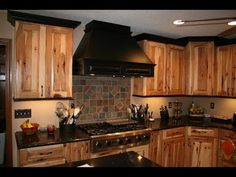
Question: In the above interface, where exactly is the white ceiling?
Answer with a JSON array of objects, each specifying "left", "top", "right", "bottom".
[{"left": 15, "top": 10, "right": 236, "bottom": 39}]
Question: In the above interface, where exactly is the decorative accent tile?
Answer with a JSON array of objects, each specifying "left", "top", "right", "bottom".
[{"left": 71, "top": 76, "right": 130, "bottom": 122}]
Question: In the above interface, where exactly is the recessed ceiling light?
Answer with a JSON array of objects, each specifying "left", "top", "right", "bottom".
[
  {"left": 173, "top": 20, "right": 185, "bottom": 25},
  {"left": 228, "top": 20, "right": 236, "bottom": 26}
]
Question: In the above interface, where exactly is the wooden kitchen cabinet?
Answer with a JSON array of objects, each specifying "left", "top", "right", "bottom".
[
  {"left": 18, "top": 144, "right": 66, "bottom": 167},
  {"left": 186, "top": 42, "right": 214, "bottom": 95},
  {"left": 218, "top": 129, "right": 236, "bottom": 167},
  {"left": 65, "top": 140, "right": 90, "bottom": 163},
  {"left": 166, "top": 44, "right": 185, "bottom": 95},
  {"left": 15, "top": 21, "right": 45, "bottom": 98},
  {"left": 133, "top": 40, "right": 166, "bottom": 96},
  {"left": 215, "top": 44, "right": 236, "bottom": 97},
  {"left": 15, "top": 21, "right": 72, "bottom": 99},
  {"left": 161, "top": 127, "right": 185, "bottom": 167},
  {"left": 133, "top": 40, "right": 185, "bottom": 96},
  {"left": 185, "top": 127, "right": 218, "bottom": 167},
  {"left": 149, "top": 131, "right": 162, "bottom": 165}
]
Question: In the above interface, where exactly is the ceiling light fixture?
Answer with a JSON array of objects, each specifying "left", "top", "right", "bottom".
[
  {"left": 228, "top": 20, "right": 236, "bottom": 26},
  {"left": 173, "top": 20, "right": 185, "bottom": 25},
  {"left": 173, "top": 17, "right": 236, "bottom": 27}
]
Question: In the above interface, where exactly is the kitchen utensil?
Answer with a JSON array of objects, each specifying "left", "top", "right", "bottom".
[{"left": 72, "top": 104, "right": 85, "bottom": 124}]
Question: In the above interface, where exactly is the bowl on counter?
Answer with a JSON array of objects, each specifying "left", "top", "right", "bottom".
[{"left": 20, "top": 123, "right": 39, "bottom": 135}]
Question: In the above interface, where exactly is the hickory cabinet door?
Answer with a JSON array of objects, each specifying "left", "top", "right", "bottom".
[
  {"left": 186, "top": 137, "right": 217, "bottom": 167},
  {"left": 231, "top": 45, "right": 236, "bottom": 97},
  {"left": 45, "top": 26, "right": 73, "bottom": 98},
  {"left": 166, "top": 44, "right": 185, "bottom": 95},
  {"left": 215, "top": 45, "right": 233, "bottom": 96},
  {"left": 133, "top": 40, "right": 166, "bottom": 96},
  {"left": 15, "top": 21, "right": 46, "bottom": 98},
  {"left": 186, "top": 42, "right": 214, "bottom": 95}
]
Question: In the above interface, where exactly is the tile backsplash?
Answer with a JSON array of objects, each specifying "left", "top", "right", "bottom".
[{"left": 71, "top": 76, "right": 131, "bottom": 123}]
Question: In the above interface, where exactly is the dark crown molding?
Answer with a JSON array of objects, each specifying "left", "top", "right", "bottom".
[
  {"left": 133, "top": 33, "right": 236, "bottom": 46},
  {"left": 7, "top": 10, "right": 81, "bottom": 29}
]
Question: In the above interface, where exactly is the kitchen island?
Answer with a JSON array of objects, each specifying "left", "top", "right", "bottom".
[{"left": 54, "top": 151, "right": 160, "bottom": 167}]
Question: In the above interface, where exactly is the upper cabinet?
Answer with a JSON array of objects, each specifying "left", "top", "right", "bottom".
[
  {"left": 15, "top": 22, "right": 45, "bottom": 98},
  {"left": 133, "top": 40, "right": 185, "bottom": 96},
  {"left": 186, "top": 42, "right": 214, "bottom": 96},
  {"left": 8, "top": 10, "right": 81, "bottom": 100},
  {"left": 215, "top": 44, "right": 236, "bottom": 97},
  {"left": 45, "top": 26, "right": 72, "bottom": 98},
  {"left": 15, "top": 21, "right": 73, "bottom": 99},
  {"left": 166, "top": 44, "right": 185, "bottom": 95}
]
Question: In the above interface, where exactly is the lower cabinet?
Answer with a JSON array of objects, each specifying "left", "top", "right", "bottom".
[
  {"left": 65, "top": 140, "right": 90, "bottom": 163},
  {"left": 18, "top": 140, "right": 90, "bottom": 167},
  {"left": 161, "top": 127, "right": 185, "bottom": 167},
  {"left": 185, "top": 127, "right": 218, "bottom": 167},
  {"left": 218, "top": 129, "right": 236, "bottom": 167},
  {"left": 149, "top": 127, "right": 185, "bottom": 167},
  {"left": 149, "top": 131, "right": 162, "bottom": 165},
  {"left": 18, "top": 144, "right": 66, "bottom": 167}
]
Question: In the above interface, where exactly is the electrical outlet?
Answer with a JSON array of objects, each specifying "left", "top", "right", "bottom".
[
  {"left": 168, "top": 102, "right": 172, "bottom": 108},
  {"left": 15, "top": 109, "right": 31, "bottom": 119},
  {"left": 210, "top": 102, "right": 214, "bottom": 109}
]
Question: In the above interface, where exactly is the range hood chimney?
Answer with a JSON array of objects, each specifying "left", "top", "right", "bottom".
[{"left": 73, "top": 20, "right": 155, "bottom": 77}]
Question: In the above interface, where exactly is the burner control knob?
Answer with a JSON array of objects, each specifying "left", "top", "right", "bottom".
[
  {"left": 105, "top": 140, "right": 111, "bottom": 146},
  {"left": 124, "top": 137, "right": 131, "bottom": 144},
  {"left": 135, "top": 135, "right": 142, "bottom": 142},
  {"left": 95, "top": 141, "right": 102, "bottom": 148},
  {"left": 116, "top": 138, "right": 123, "bottom": 145},
  {"left": 142, "top": 134, "right": 149, "bottom": 141}
]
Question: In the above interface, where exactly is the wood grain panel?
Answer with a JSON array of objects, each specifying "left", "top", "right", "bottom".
[
  {"left": 15, "top": 21, "right": 45, "bottom": 98},
  {"left": 186, "top": 42, "right": 214, "bottom": 95},
  {"left": 166, "top": 45, "right": 185, "bottom": 95},
  {"left": 45, "top": 26, "right": 72, "bottom": 98},
  {"left": 161, "top": 137, "right": 185, "bottom": 167},
  {"left": 149, "top": 131, "right": 162, "bottom": 164},
  {"left": 65, "top": 141, "right": 90, "bottom": 163},
  {"left": 216, "top": 45, "right": 232, "bottom": 96},
  {"left": 18, "top": 144, "right": 66, "bottom": 167},
  {"left": 231, "top": 45, "right": 236, "bottom": 96}
]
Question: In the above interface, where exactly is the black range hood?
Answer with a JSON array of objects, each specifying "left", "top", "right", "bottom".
[{"left": 73, "top": 20, "right": 155, "bottom": 77}]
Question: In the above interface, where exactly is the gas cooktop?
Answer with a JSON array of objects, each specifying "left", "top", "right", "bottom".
[{"left": 78, "top": 122, "right": 149, "bottom": 136}]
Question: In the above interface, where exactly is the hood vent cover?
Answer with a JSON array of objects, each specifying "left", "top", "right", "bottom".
[{"left": 73, "top": 20, "right": 155, "bottom": 77}]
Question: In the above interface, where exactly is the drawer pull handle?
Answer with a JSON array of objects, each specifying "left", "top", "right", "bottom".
[
  {"left": 40, "top": 152, "right": 53, "bottom": 155},
  {"left": 192, "top": 130, "right": 208, "bottom": 134}
]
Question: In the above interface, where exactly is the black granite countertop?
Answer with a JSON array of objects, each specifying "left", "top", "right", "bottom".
[
  {"left": 15, "top": 127, "right": 91, "bottom": 149},
  {"left": 54, "top": 151, "right": 160, "bottom": 167},
  {"left": 145, "top": 115, "right": 236, "bottom": 131},
  {"left": 15, "top": 115, "right": 236, "bottom": 149}
]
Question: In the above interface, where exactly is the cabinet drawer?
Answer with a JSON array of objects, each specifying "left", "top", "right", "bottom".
[
  {"left": 187, "top": 127, "right": 218, "bottom": 138},
  {"left": 19, "top": 144, "right": 66, "bottom": 167},
  {"left": 162, "top": 127, "right": 185, "bottom": 139},
  {"left": 219, "top": 129, "right": 236, "bottom": 139}
]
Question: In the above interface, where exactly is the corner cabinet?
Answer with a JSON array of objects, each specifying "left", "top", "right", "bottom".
[
  {"left": 218, "top": 129, "right": 236, "bottom": 167},
  {"left": 15, "top": 21, "right": 72, "bottom": 99},
  {"left": 186, "top": 42, "right": 214, "bottom": 95},
  {"left": 185, "top": 127, "right": 218, "bottom": 167},
  {"left": 133, "top": 40, "right": 185, "bottom": 96}
]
